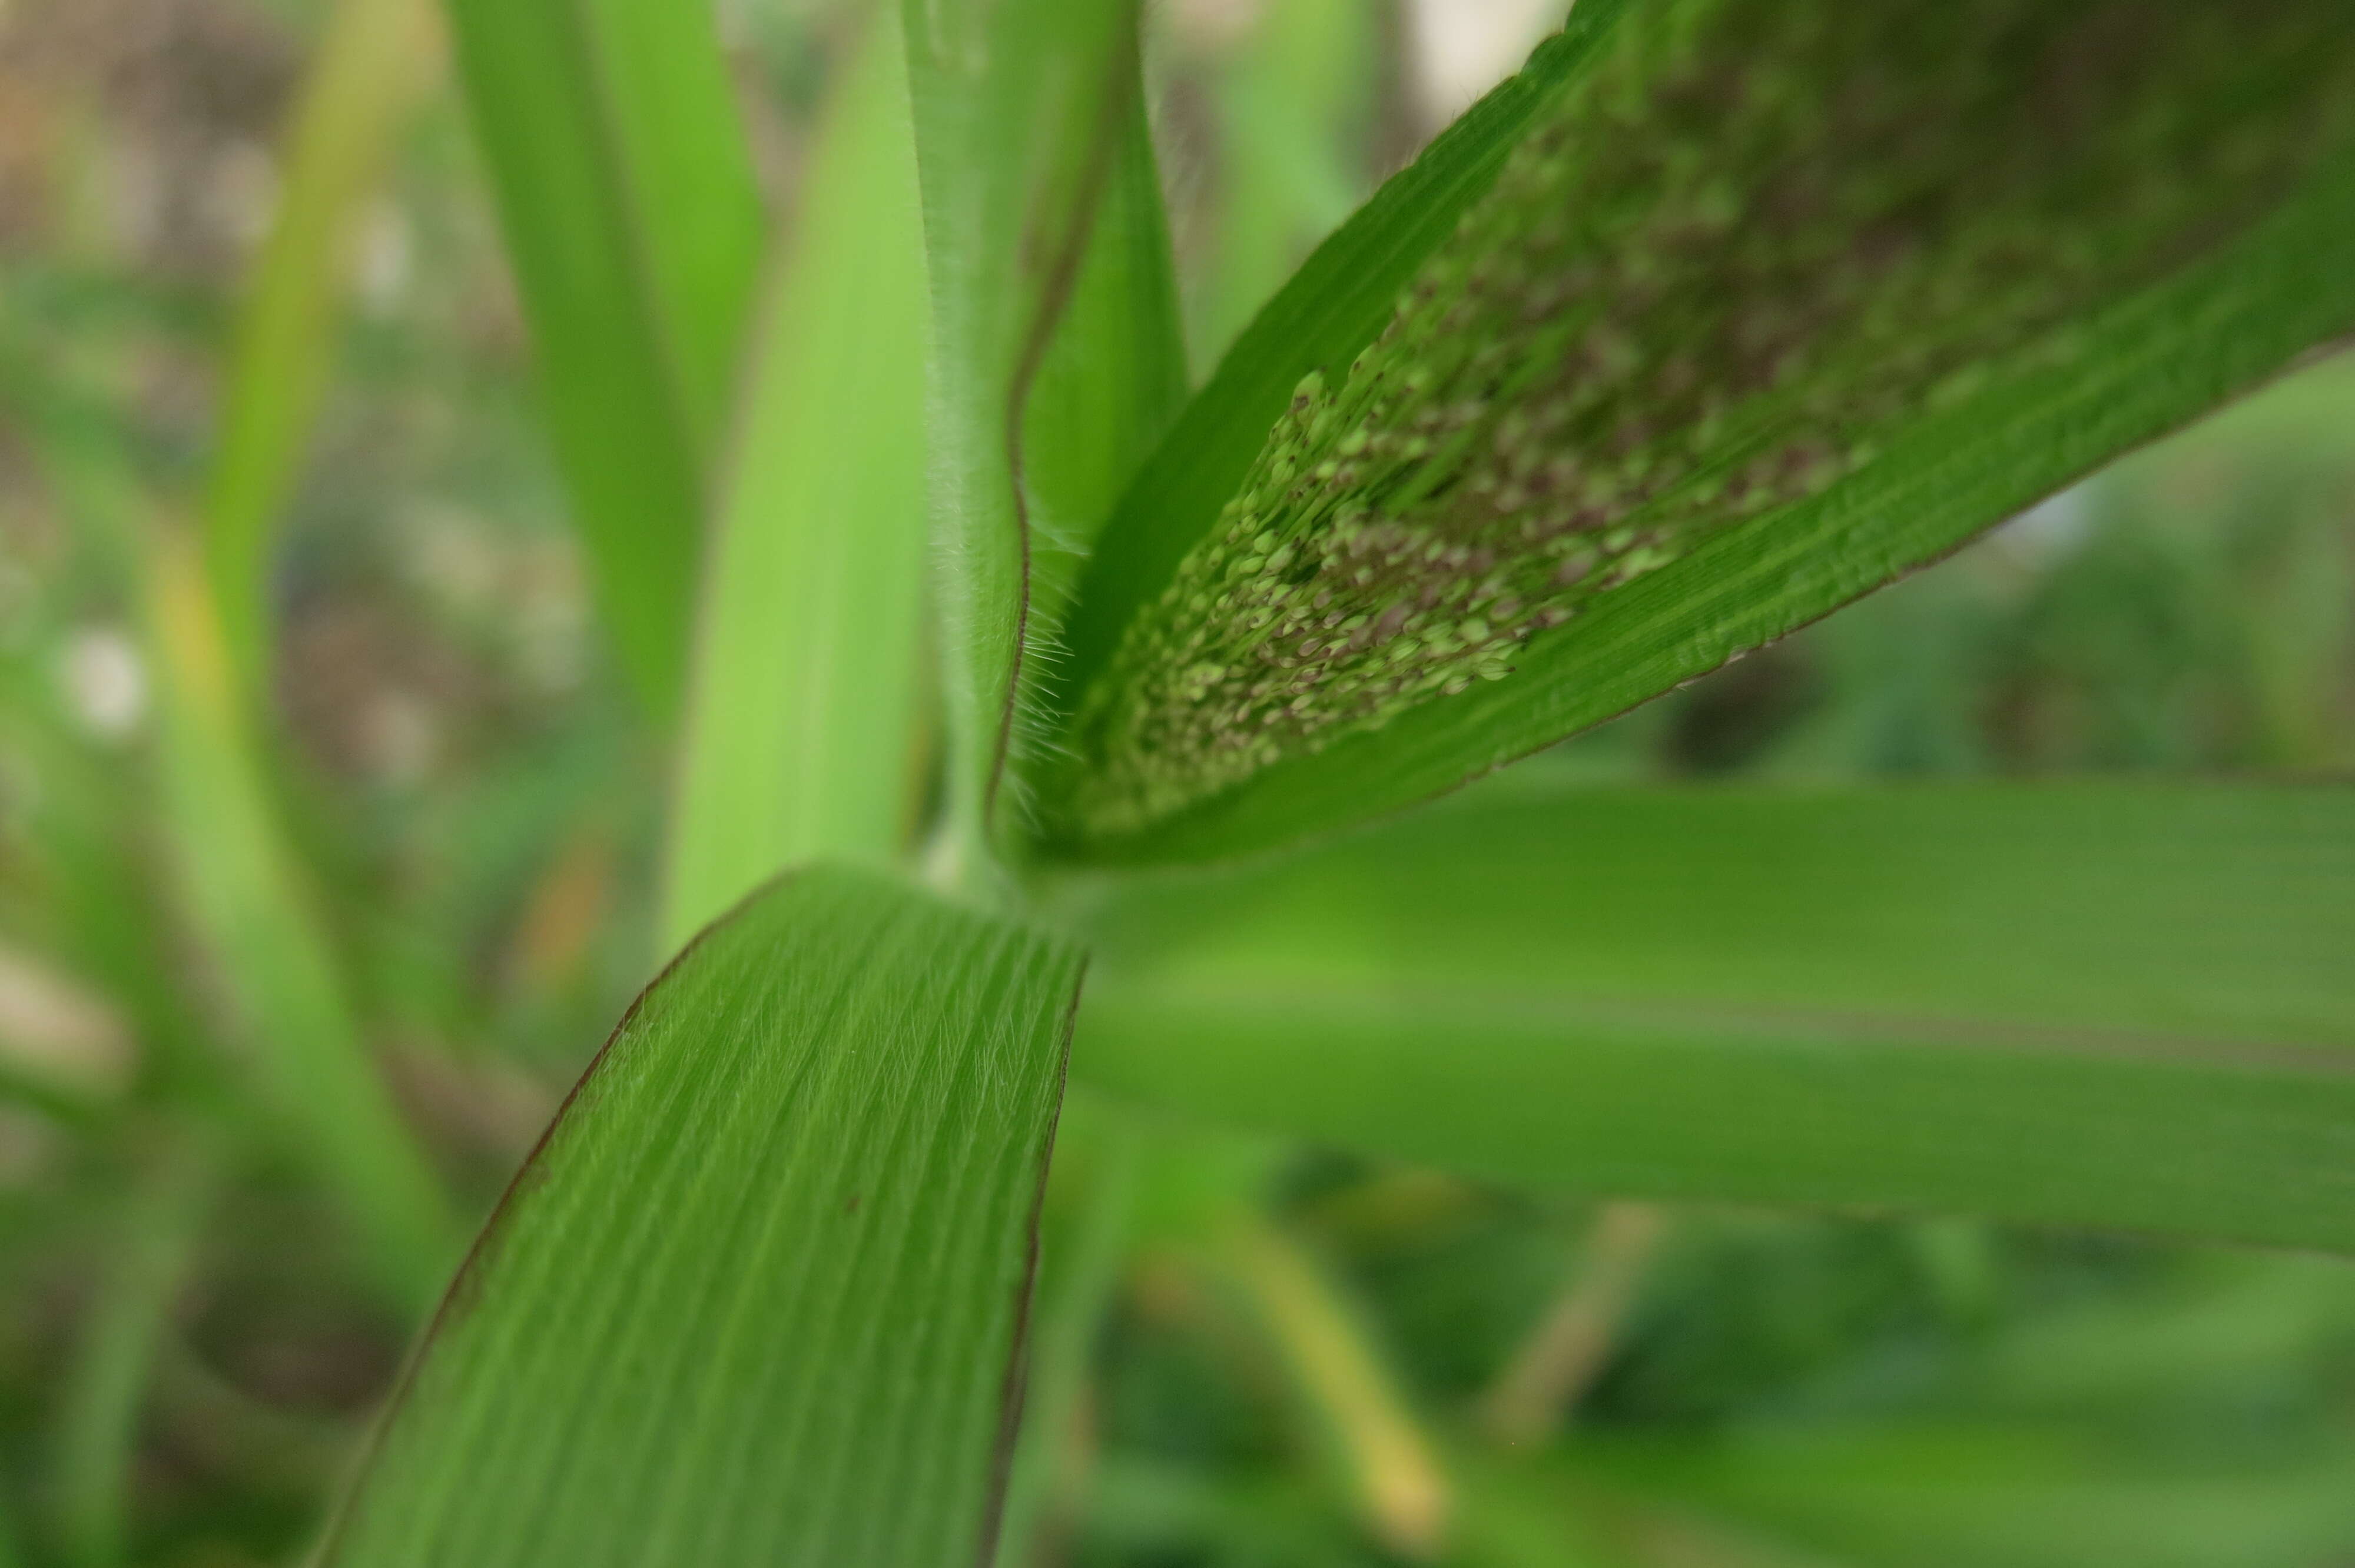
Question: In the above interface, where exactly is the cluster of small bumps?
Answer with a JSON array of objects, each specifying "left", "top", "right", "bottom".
[{"left": 1061, "top": 0, "right": 2352, "bottom": 839}]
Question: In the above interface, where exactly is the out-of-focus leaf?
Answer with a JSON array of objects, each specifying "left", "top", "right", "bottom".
[
  {"left": 1071, "top": 780, "right": 2355, "bottom": 1250},
  {"left": 54, "top": 1137, "right": 214, "bottom": 1568},
  {"left": 1079, "top": 1458, "right": 1385, "bottom": 1568},
  {"left": 1450, "top": 1453, "right": 1645, "bottom": 1568},
  {"left": 660, "top": 15, "right": 930, "bottom": 950},
  {"left": 1044, "top": 0, "right": 2355, "bottom": 863},
  {"left": 1192, "top": 0, "right": 1376, "bottom": 368},
  {"left": 316, "top": 865, "right": 1083, "bottom": 1567},
  {"left": 1, "top": 317, "right": 453, "bottom": 1304},
  {"left": 1579, "top": 1427, "right": 2355, "bottom": 1568},
  {"left": 1218, "top": 1220, "right": 1451, "bottom": 1557},
  {"left": 442, "top": 0, "right": 764, "bottom": 721},
  {"left": 1965, "top": 1253, "right": 2355, "bottom": 1417},
  {"left": 0, "top": 303, "right": 236, "bottom": 1091},
  {"left": 145, "top": 529, "right": 457, "bottom": 1308},
  {"left": 202, "top": 0, "right": 438, "bottom": 689},
  {"left": 898, "top": 0, "right": 1184, "bottom": 880}
]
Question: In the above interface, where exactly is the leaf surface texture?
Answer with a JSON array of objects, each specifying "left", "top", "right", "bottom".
[{"left": 320, "top": 866, "right": 1083, "bottom": 1568}]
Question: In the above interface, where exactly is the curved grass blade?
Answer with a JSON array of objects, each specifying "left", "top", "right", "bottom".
[
  {"left": 316, "top": 865, "right": 1083, "bottom": 1567},
  {"left": 1574, "top": 1427, "right": 2355, "bottom": 1568},
  {"left": 1218, "top": 1220, "right": 1452, "bottom": 1557},
  {"left": 1044, "top": 0, "right": 2355, "bottom": 863},
  {"left": 899, "top": 0, "right": 1184, "bottom": 882},
  {"left": 1071, "top": 781, "right": 2355, "bottom": 1251},
  {"left": 203, "top": 0, "right": 438, "bottom": 690},
  {"left": 54, "top": 1136, "right": 215, "bottom": 1568},
  {"left": 659, "top": 14, "right": 930, "bottom": 950},
  {"left": 442, "top": 0, "right": 764, "bottom": 723},
  {"left": 1051, "top": 1, "right": 1633, "bottom": 726},
  {"left": 147, "top": 529, "right": 460, "bottom": 1309},
  {"left": 0, "top": 317, "right": 445, "bottom": 1303}
]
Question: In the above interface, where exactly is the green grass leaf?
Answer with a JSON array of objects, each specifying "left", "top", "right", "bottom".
[
  {"left": 1071, "top": 780, "right": 2355, "bottom": 1250},
  {"left": 659, "top": 15, "right": 931, "bottom": 951},
  {"left": 316, "top": 865, "right": 1084, "bottom": 1567},
  {"left": 54, "top": 1137, "right": 215, "bottom": 1568},
  {"left": 442, "top": 0, "right": 764, "bottom": 723},
  {"left": 145, "top": 530, "right": 460, "bottom": 1309},
  {"left": 1043, "top": 0, "right": 2355, "bottom": 863},
  {"left": 1050, "top": 2, "right": 1630, "bottom": 730},
  {"left": 900, "top": 0, "right": 1184, "bottom": 880},
  {"left": 1575, "top": 1426, "right": 2355, "bottom": 1568},
  {"left": 202, "top": 0, "right": 437, "bottom": 690}
]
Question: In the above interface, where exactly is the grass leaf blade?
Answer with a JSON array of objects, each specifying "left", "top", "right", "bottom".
[
  {"left": 1047, "top": 0, "right": 2355, "bottom": 862},
  {"left": 1052, "top": 1, "right": 1629, "bottom": 722},
  {"left": 900, "top": 0, "right": 1183, "bottom": 879},
  {"left": 202, "top": 0, "right": 437, "bottom": 689},
  {"left": 317, "top": 865, "right": 1084, "bottom": 1567},
  {"left": 659, "top": 15, "right": 930, "bottom": 950},
  {"left": 441, "top": 0, "right": 764, "bottom": 722},
  {"left": 1073, "top": 782, "right": 2355, "bottom": 1250},
  {"left": 147, "top": 528, "right": 459, "bottom": 1308}
]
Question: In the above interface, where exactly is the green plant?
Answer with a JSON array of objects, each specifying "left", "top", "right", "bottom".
[
  {"left": 5, "top": 0, "right": 2354, "bottom": 1562},
  {"left": 333, "top": 0, "right": 2355, "bottom": 1558}
]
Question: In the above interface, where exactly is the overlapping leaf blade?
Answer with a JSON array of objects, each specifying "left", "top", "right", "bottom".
[
  {"left": 1573, "top": 1427, "right": 2355, "bottom": 1568},
  {"left": 441, "top": 0, "right": 764, "bottom": 722},
  {"left": 1043, "top": 0, "right": 2355, "bottom": 863},
  {"left": 660, "top": 15, "right": 931, "bottom": 949},
  {"left": 898, "top": 0, "right": 1185, "bottom": 877},
  {"left": 317, "top": 866, "right": 1084, "bottom": 1567},
  {"left": 147, "top": 530, "right": 460, "bottom": 1307},
  {"left": 1072, "top": 780, "right": 2355, "bottom": 1250},
  {"left": 1051, "top": 1, "right": 1630, "bottom": 722},
  {"left": 203, "top": 0, "right": 437, "bottom": 688}
]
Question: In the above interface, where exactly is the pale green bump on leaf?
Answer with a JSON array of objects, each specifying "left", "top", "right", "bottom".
[
  {"left": 316, "top": 866, "right": 1084, "bottom": 1568},
  {"left": 1046, "top": 0, "right": 1630, "bottom": 745},
  {"left": 1073, "top": 780, "right": 2355, "bottom": 1251},
  {"left": 1045, "top": 0, "right": 2355, "bottom": 861}
]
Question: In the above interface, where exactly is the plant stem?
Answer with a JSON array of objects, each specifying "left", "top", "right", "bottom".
[{"left": 1478, "top": 1201, "right": 1666, "bottom": 1447}]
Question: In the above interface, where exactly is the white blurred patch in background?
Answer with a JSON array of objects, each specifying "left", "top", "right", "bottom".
[
  {"left": 1991, "top": 483, "right": 2095, "bottom": 571},
  {"left": 356, "top": 197, "right": 414, "bottom": 317},
  {"left": 0, "top": 941, "right": 135, "bottom": 1103},
  {"left": 1404, "top": 0, "right": 1566, "bottom": 132}
]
